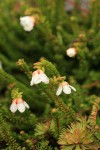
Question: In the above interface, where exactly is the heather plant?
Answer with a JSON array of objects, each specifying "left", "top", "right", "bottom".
[{"left": 0, "top": 0, "right": 100, "bottom": 150}]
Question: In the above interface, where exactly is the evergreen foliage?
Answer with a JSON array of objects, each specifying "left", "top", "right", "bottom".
[{"left": 0, "top": 0, "right": 100, "bottom": 149}]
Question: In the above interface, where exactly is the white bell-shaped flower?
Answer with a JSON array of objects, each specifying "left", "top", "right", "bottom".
[
  {"left": 10, "top": 98, "right": 29, "bottom": 113},
  {"left": 56, "top": 81, "right": 76, "bottom": 96},
  {"left": 30, "top": 70, "right": 49, "bottom": 86},
  {"left": 20, "top": 16, "right": 35, "bottom": 31},
  {"left": 66, "top": 48, "right": 76, "bottom": 57}
]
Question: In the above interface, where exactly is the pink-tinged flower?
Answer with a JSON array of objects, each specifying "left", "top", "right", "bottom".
[
  {"left": 30, "top": 70, "right": 49, "bottom": 86},
  {"left": 10, "top": 98, "right": 29, "bottom": 113},
  {"left": 66, "top": 48, "right": 77, "bottom": 57},
  {"left": 56, "top": 81, "right": 76, "bottom": 96},
  {"left": 20, "top": 16, "right": 35, "bottom": 31}
]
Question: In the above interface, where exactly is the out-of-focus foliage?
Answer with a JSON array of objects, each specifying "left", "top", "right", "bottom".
[{"left": 0, "top": 0, "right": 100, "bottom": 149}]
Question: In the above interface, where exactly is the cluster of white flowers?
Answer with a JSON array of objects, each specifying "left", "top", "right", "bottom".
[
  {"left": 30, "top": 69, "right": 76, "bottom": 96},
  {"left": 10, "top": 69, "right": 76, "bottom": 113},
  {"left": 10, "top": 17, "right": 77, "bottom": 113},
  {"left": 19, "top": 16, "right": 77, "bottom": 57}
]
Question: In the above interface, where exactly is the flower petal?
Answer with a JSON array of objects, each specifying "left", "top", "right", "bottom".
[
  {"left": 24, "top": 101, "right": 29, "bottom": 109},
  {"left": 23, "top": 26, "right": 34, "bottom": 32},
  {"left": 31, "top": 74, "right": 42, "bottom": 85},
  {"left": 30, "top": 77, "right": 34, "bottom": 86},
  {"left": 56, "top": 86, "right": 63, "bottom": 96},
  {"left": 17, "top": 103, "right": 25, "bottom": 113},
  {"left": 69, "top": 85, "right": 76, "bottom": 91},
  {"left": 63, "top": 85, "right": 71, "bottom": 94},
  {"left": 10, "top": 103, "right": 17, "bottom": 113},
  {"left": 34, "top": 75, "right": 42, "bottom": 84},
  {"left": 40, "top": 74, "right": 49, "bottom": 84}
]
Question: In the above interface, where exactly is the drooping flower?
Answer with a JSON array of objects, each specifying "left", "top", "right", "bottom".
[
  {"left": 20, "top": 16, "right": 35, "bottom": 31},
  {"left": 30, "top": 70, "right": 49, "bottom": 86},
  {"left": 66, "top": 48, "right": 77, "bottom": 57},
  {"left": 10, "top": 98, "right": 29, "bottom": 113},
  {"left": 56, "top": 81, "right": 76, "bottom": 96}
]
